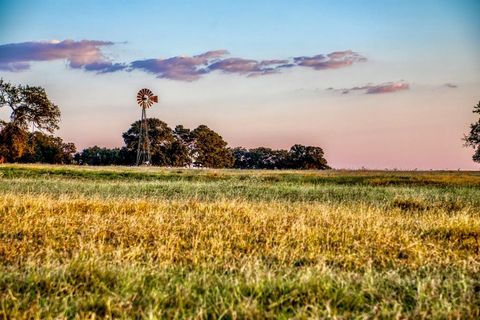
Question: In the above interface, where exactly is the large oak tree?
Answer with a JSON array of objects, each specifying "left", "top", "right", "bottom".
[
  {"left": 0, "top": 80, "right": 65, "bottom": 163},
  {"left": 0, "top": 79, "right": 60, "bottom": 133}
]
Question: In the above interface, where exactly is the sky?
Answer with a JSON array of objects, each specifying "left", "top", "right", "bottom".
[{"left": 0, "top": 0, "right": 479, "bottom": 169}]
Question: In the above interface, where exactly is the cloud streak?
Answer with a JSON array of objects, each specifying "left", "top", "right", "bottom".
[
  {"left": 0, "top": 40, "right": 367, "bottom": 81},
  {"left": 337, "top": 81, "right": 410, "bottom": 95},
  {"left": 444, "top": 83, "right": 458, "bottom": 88},
  {"left": 0, "top": 40, "right": 125, "bottom": 72},
  {"left": 130, "top": 50, "right": 366, "bottom": 81},
  {"left": 130, "top": 50, "right": 229, "bottom": 81},
  {"left": 294, "top": 50, "right": 366, "bottom": 70}
]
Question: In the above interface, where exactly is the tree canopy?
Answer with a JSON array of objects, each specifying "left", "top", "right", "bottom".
[
  {"left": 0, "top": 79, "right": 61, "bottom": 133},
  {"left": 232, "top": 145, "right": 330, "bottom": 170},
  {"left": 190, "top": 125, "right": 234, "bottom": 168},
  {"left": 464, "top": 100, "right": 480, "bottom": 163},
  {"left": 122, "top": 118, "right": 177, "bottom": 166},
  {"left": 0, "top": 80, "right": 72, "bottom": 164},
  {"left": 117, "top": 120, "right": 233, "bottom": 167},
  {"left": 21, "top": 132, "right": 76, "bottom": 164},
  {"left": 74, "top": 118, "right": 330, "bottom": 169}
]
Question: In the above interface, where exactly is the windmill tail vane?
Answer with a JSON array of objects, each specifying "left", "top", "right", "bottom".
[{"left": 135, "top": 88, "right": 159, "bottom": 166}]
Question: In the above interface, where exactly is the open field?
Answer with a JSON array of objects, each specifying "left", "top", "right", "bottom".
[{"left": 0, "top": 164, "right": 479, "bottom": 318}]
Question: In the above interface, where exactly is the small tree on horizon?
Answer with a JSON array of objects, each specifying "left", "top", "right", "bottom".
[{"left": 464, "top": 100, "right": 480, "bottom": 164}]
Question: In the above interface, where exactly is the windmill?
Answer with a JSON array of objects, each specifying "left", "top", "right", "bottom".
[{"left": 135, "top": 88, "right": 158, "bottom": 165}]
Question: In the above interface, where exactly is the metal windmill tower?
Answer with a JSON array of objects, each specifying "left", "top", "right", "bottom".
[{"left": 135, "top": 88, "right": 158, "bottom": 165}]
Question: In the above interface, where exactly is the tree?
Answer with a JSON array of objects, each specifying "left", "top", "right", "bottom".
[
  {"left": 232, "top": 147, "right": 249, "bottom": 168},
  {"left": 0, "top": 79, "right": 60, "bottom": 133},
  {"left": 190, "top": 125, "right": 234, "bottom": 168},
  {"left": 464, "top": 101, "right": 480, "bottom": 163},
  {"left": 165, "top": 139, "right": 192, "bottom": 167},
  {"left": 121, "top": 121, "right": 234, "bottom": 168},
  {"left": 232, "top": 145, "right": 329, "bottom": 170},
  {"left": 171, "top": 125, "right": 194, "bottom": 166},
  {"left": 0, "top": 80, "right": 70, "bottom": 164},
  {"left": 232, "top": 147, "right": 289, "bottom": 169},
  {"left": 0, "top": 122, "right": 28, "bottom": 163},
  {"left": 21, "top": 132, "right": 76, "bottom": 164},
  {"left": 75, "top": 146, "right": 124, "bottom": 165},
  {"left": 289, "top": 144, "right": 330, "bottom": 169},
  {"left": 122, "top": 118, "right": 182, "bottom": 166}
]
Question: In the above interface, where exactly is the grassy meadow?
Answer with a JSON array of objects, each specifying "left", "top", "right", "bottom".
[{"left": 0, "top": 164, "right": 479, "bottom": 318}]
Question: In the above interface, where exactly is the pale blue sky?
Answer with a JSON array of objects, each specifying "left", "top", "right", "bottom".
[
  {"left": 2, "top": 0, "right": 479, "bottom": 59},
  {"left": 1, "top": 0, "right": 479, "bottom": 169}
]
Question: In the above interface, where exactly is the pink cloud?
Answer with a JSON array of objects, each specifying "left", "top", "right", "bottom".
[
  {"left": 0, "top": 40, "right": 367, "bottom": 81},
  {"left": 294, "top": 50, "right": 366, "bottom": 70},
  {"left": 338, "top": 82, "right": 410, "bottom": 95},
  {"left": 131, "top": 50, "right": 366, "bottom": 80},
  {"left": 0, "top": 40, "right": 122, "bottom": 72},
  {"left": 130, "top": 50, "right": 230, "bottom": 81},
  {"left": 365, "top": 82, "right": 410, "bottom": 94}
]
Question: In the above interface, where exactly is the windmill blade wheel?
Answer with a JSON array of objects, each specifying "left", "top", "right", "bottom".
[{"left": 136, "top": 88, "right": 158, "bottom": 108}]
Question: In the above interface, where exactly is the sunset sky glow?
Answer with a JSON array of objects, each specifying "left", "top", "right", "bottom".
[{"left": 1, "top": 0, "right": 479, "bottom": 169}]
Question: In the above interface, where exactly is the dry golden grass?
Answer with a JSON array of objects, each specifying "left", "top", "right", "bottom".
[
  {"left": 1, "top": 194, "right": 479, "bottom": 269},
  {"left": 0, "top": 164, "right": 479, "bottom": 318}
]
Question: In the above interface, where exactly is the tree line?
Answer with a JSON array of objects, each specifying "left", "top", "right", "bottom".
[
  {"left": 75, "top": 118, "right": 330, "bottom": 169},
  {"left": 0, "top": 80, "right": 330, "bottom": 169},
  {"left": 3, "top": 80, "right": 480, "bottom": 168}
]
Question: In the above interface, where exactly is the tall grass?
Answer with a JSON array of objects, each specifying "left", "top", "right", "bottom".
[{"left": 0, "top": 164, "right": 479, "bottom": 318}]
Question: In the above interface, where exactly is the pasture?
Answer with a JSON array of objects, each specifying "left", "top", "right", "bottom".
[{"left": 0, "top": 164, "right": 479, "bottom": 318}]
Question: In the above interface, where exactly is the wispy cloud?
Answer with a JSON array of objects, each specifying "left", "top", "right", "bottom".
[
  {"left": 0, "top": 40, "right": 125, "bottom": 72},
  {"left": 130, "top": 50, "right": 229, "bottom": 81},
  {"left": 338, "top": 81, "right": 410, "bottom": 95},
  {"left": 444, "top": 83, "right": 458, "bottom": 88},
  {"left": 364, "top": 82, "right": 410, "bottom": 94},
  {"left": 294, "top": 50, "right": 366, "bottom": 70},
  {"left": 0, "top": 40, "right": 367, "bottom": 81},
  {"left": 130, "top": 50, "right": 366, "bottom": 81}
]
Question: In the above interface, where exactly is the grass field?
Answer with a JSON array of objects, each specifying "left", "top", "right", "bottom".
[{"left": 1, "top": 164, "right": 479, "bottom": 318}]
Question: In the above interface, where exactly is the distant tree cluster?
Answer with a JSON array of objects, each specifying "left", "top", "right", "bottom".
[
  {"left": 75, "top": 119, "right": 235, "bottom": 168},
  {"left": 232, "top": 144, "right": 330, "bottom": 169},
  {"left": 75, "top": 119, "right": 330, "bottom": 169},
  {"left": 0, "top": 80, "right": 76, "bottom": 164}
]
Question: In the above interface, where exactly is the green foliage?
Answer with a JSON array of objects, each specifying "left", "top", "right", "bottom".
[
  {"left": 190, "top": 124, "right": 234, "bottom": 168},
  {"left": 74, "top": 146, "right": 131, "bottom": 165},
  {"left": 0, "top": 80, "right": 75, "bottom": 164},
  {"left": 108, "top": 120, "right": 233, "bottom": 167},
  {"left": 232, "top": 145, "right": 330, "bottom": 169},
  {"left": 464, "top": 100, "right": 480, "bottom": 163},
  {"left": 122, "top": 118, "right": 192, "bottom": 166},
  {"left": 0, "top": 79, "right": 60, "bottom": 133},
  {"left": 0, "top": 122, "right": 28, "bottom": 162},
  {"left": 21, "top": 131, "right": 76, "bottom": 164},
  {"left": 0, "top": 126, "right": 76, "bottom": 164},
  {"left": 289, "top": 144, "right": 330, "bottom": 169},
  {"left": 233, "top": 147, "right": 289, "bottom": 169}
]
